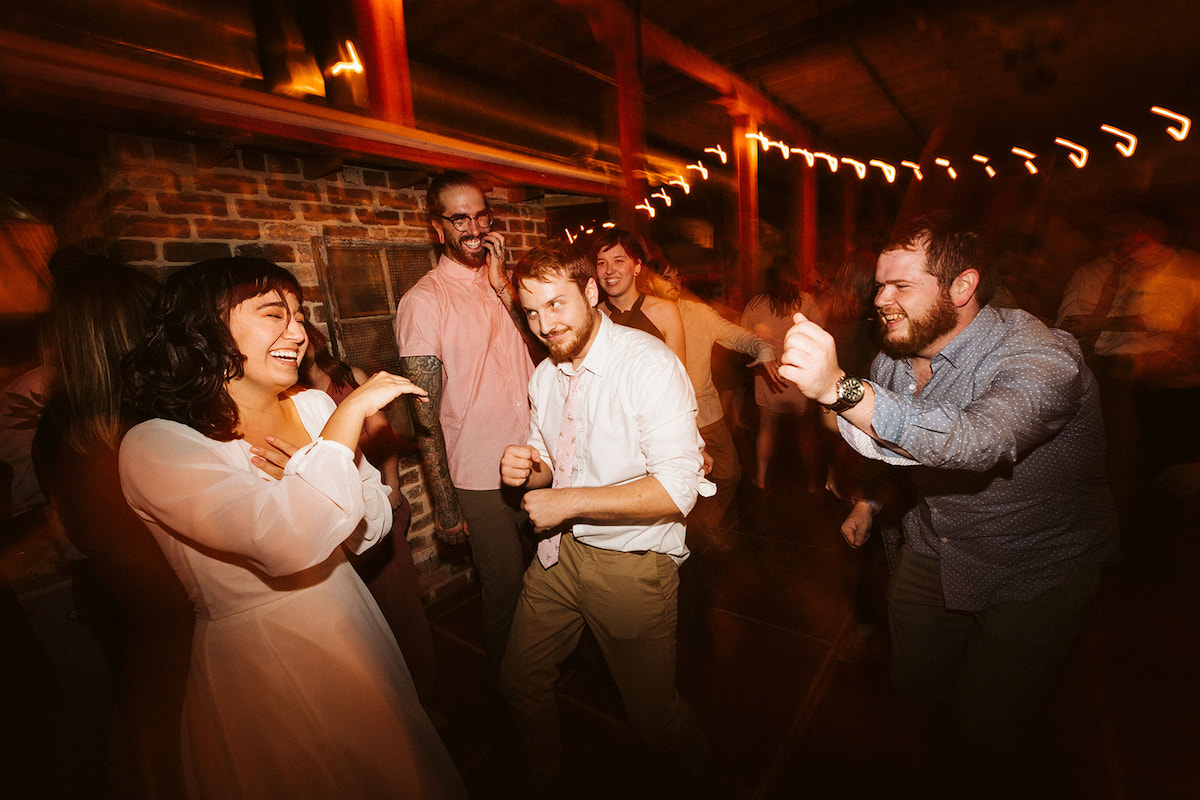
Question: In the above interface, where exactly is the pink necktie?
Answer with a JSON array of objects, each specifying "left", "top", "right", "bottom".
[{"left": 537, "top": 370, "right": 583, "bottom": 569}]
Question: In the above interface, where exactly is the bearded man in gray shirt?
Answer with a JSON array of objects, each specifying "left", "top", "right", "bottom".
[{"left": 779, "top": 214, "right": 1117, "bottom": 797}]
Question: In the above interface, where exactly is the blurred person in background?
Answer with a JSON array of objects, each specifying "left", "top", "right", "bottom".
[
  {"left": 592, "top": 228, "right": 687, "bottom": 364},
  {"left": 33, "top": 251, "right": 193, "bottom": 799},
  {"left": 741, "top": 255, "right": 825, "bottom": 492}
]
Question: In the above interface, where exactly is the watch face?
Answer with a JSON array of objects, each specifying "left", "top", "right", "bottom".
[{"left": 840, "top": 377, "right": 865, "bottom": 404}]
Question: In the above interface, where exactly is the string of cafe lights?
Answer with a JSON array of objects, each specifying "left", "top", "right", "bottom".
[{"left": 562, "top": 104, "right": 1191, "bottom": 241}]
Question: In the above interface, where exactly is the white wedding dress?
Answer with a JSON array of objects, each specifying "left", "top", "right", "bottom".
[{"left": 120, "top": 390, "right": 466, "bottom": 799}]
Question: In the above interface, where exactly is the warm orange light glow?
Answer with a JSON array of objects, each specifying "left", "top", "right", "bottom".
[
  {"left": 1054, "top": 138, "right": 1089, "bottom": 168},
  {"left": 934, "top": 158, "right": 958, "bottom": 180},
  {"left": 869, "top": 159, "right": 896, "bottom": 183},
  {"left": 1010, "top": 147, "right": 1038, "bottom": 174},
  {"left": 745, "top": 132, "right": 770, "bottom": 151},
  {"left": 841, "top": 157, "right": 867, "bottom": 179},
  {"left": 1099, "top": 124, "right": 1137, "bottom": 156},
  {"left": 768, "top": 140, "right": 791, "bottom": 159},
  {"left": 635, "top": 201, "right": 656, "bottom": 218},
  {"left": 972, "top": 155, "right": 996, "bottom": 178},
  {"left": 791, "top": 148, "right": 816, "bottom": 167},
  {"left": 602, "top": 222, "right": 615, "bottom": 228},
  {"left": 668, "top": 177, "right": 691, "bottom": 194},
  {"left": 704, "top": 145, "right": 728, "bottom": 164},
  {"left": 565, "top": 229, "right": 576, "bottom": 243},
  {"left": 1150, "top": 106, "right": 1190, "bottom": 141},
  {"left": 686, "top": 162, "right": 709, "bottom": 180},
  {"left": 652, "top": 189, "right": 672, "bottom": 206},
  {"left": 814, "top": 152, "right": 838, "bottom": 172},
  {"left": 901, "top": 161, "right": 923, "bottom": 180},
  {"left": 331, "top": 40, "right": 364, "bottom": 76}
]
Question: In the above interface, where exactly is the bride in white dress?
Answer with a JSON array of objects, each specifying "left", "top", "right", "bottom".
[{"left": 119, "top": 257, "right": 467, "bottom": 799}]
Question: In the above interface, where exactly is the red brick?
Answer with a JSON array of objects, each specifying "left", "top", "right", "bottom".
[
  {"left": 376, "top": 191, "right": 420, "bottom": 210},
  {"left": 107, "top": 191, "right": 150, "bottom": 213},
  {"left": 325, "top": 185, "right": 373, "bottom": 205},
  {"left": 401, "top": 211, "right": 427, "bottom": 226},
  {"left": 157, "top": 193, "right": 229, "bottom": 217},
  {"left": 300, "top": 204, "right": 352, "bottom": 222},
  {"left": 194, "top": 218, "right": 261, "bottom": 240},
  {"left": 162, "top": 241, "right": 231, "bottom": 263},
  {"left": 265, "top": 179, "right": 319, "bottom": 201},
  {"left": 361, "top": 169, "right": 388, "bottom": 187},
  {"left": 236, "top": 198, "right": 297, "bottom": 221},
  {"left": 265, "top": 154, "right": 302, "bottom": 176},
  {"left": 196, "top": 174, "right": 261, "bottom": 196},
  {"left": 355, "top": 208, "right": 400, "bottom": 226},
  {"left": 112, "top": 239, "right": 159, "bottom": 263},
  {"left": 125, "top": 169, "right": 182, "bottom": 193},
  {"left": 150, "top": 138, "right": 194, "bottom": 164},
  {"left": 240, "top": 151, "right": 266, "bottom": 172},
  {"left": 235, "top": 242, "right": 295, "bottom": 263},
  {"left": 111, "top": 215, "right": 192, "bottom": 239},
  {"left": 321, "top": 225, "right": 370, "bottom": 239},
  {"left": 263, "top": 222, "right": 320, "bottom": 242}
]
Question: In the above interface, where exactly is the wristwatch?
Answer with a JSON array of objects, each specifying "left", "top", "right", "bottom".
[{"left": 821, "top": 374, "right": 866, "bottom": 413}]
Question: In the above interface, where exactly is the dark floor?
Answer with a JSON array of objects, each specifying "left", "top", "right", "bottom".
[{"left": 422, "top": 441, "right": 1200, "bottom": 800}]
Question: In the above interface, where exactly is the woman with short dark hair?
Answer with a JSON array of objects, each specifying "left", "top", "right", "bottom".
[{"left": 120, "top": 257, "right": 465, "bottom": 799}]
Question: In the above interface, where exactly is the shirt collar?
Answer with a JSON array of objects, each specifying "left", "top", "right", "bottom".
[
  {"left": 555, "top": 311, "right": 612, "bottom": 380},
  {"left": 932, "top": 304, "right": 999, "bottom": 369},
  {"left": 437, "top": 253, "right": 488, "bottom": 284}
]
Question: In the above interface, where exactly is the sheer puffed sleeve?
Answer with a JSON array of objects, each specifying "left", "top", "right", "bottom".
[{"left": 119, "top": 397, "right": 391, "bottom": 577}]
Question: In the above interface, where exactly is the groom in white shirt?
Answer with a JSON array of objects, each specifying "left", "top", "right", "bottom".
[{"left": 499, "top": 240, "right": 710, "bottom": 797}]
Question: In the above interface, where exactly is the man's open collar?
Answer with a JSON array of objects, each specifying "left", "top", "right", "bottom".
[
  {"left": 934, "top": 304, "right": 1000, "bottom": 368},
  {"left": 437, "top": 253, "right": 487, "bottom": 284},
  {"left": 555, "top": 311, "right": 612, "bottom": 379}
]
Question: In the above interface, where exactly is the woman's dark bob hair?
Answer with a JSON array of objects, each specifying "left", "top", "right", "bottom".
[{"left": 123, "top": 257, "right": 302, "bottom": 441}]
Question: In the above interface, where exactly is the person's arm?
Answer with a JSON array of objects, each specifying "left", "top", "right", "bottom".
[
  {"left": 782, "top": 313, "right": 1084, "bottom": 471},
  {"left": 703, "top": 302, "right": 777, "bottom": 364},
  {"left": 397, "top": 355, "right": 468, "bottom": 543},
  {"left": 520, "top": 476, "right": 680, "bottom": 534},
  {"left": 645, "top": 296, "right": 687, "bottom": 364},
  {"left": 484, "top": 231, "right": 546, "bottom": 358},
  {"left": 119, "top": 404, "right": 390, "bottom": 576}
]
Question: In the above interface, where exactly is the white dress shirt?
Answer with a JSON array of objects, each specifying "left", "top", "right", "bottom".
[{"left": 525, "top": 314, "right": 711, "bottom": 563}]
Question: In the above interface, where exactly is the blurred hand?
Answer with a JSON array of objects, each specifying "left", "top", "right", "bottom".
[
  {"left": 433, "top": 515, "right": 469, "bottom": 544},
  {"left": 840, "top": 501, "right": 875, "bottom": 548},
  {"left": 483, "top": 231, "right": 508, "bottom": 293}
]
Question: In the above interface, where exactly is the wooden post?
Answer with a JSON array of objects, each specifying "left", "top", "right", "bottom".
[
  {"left": 354, "top": 0, "right": 415, "bottom": 127},
  {"left": 733, "top": 114, "right": 759, "bottom": 303}
]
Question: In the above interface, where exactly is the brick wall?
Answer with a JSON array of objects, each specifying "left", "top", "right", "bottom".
[{"left": 74, "top": 133, "right": 548, "bottom": 603}]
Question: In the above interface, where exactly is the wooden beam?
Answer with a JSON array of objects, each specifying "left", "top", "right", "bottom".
[
  {"left": 0, "top": 31, "right": 620, "bottom": 198},
  {"left": 733, "top": 114, "right": 759, "bottom": 303},
  {"left": 354, "top": 0, "right": 416, "bottom": 127}
]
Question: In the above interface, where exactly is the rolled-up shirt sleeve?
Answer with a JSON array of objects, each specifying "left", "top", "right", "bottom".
[
  {"left": 120, "top": 417, "right": 391, "bottom": 577},
  {"left": 637, "top": 357, "right": 710, "bottom": 515}
]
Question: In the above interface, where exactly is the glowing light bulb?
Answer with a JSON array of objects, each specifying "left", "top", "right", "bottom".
[
  {"left": 901, "top": 161, "right": 923, "bottom": 180},
  {"left": 331, "top": 40, "right": 364, "bottom": 76},
  {"left": 685, "top": 162, "right": 709, "bottom": 180},
  {"left": 704, "top": 145, "right": 728, "bottom": 164},
  {"left": 745, "top": 132, "right": 770, "bottom": 151},
  {"left": 652, "top": 189, "right": 672, "bottom": 207},
  {"left": 971, "top": 155, "right": 996, "bottom": 178},
  {"left": 935, "top": 158, "right": 958, "bottom": 180},
  {"left": 1100, "top": 124, "right": 1138, "bottom": 156},
  {"left": 791, "top": 148, "right": 816, "bottom": 167},
  {"left": 869, "top": 160, "right": 896, "bottom": 183},
  {"left": 1010, "top": 147, "right": 1038, "bottom": 174},
  {"left": 635, "top": 201, "right": 656, "bottom": 218},
  {"left": 1150, "top": 106, "right": 1190, "bottom": 141},
  {"left": 813, "top": 152, "right": 838, "bottom": 172},
  {"left": 841, "top": 157, "right": 867, "bottom": 179},
  {"left": 668, "top": 177, "right": 691, "bottom": 194},
  {"left": 1054, "top": 138, "right": 1089, "bottom": 168}
]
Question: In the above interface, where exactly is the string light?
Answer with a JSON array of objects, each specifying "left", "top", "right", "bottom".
[
  {"left": 745, "top": 131, "right": 770, "bottom": 151},
  {"left": 651, "top": 189, "right": 673, "bottom": 206},
  {"left": 1100, "top": 124, "right": 1138, "bottom": 156},
  {"left": 704, "top": 145, "right": 727, "bottom": 164},
  {"left": 841, "top": 157, "right": 867, "bottom": 179},
  {"left": 668, "top": 177, "right": 692, "bottom": 194},
  {"left": 934, "top": 157, "right": 958, "bottom": 179},
  {"left": 971, "top": 155, "right": 996, "bottom": 178},
  {"left": 685, "top": 162, "right": 709, "bottom": 179},
  {"left": 901, "top": 161, "right": 923, "bottom": 180},
  {"left": 869, "top": 159, "right": 896, "bottom": 183},
  {"left": 1054, "top": 138, "right": 1089, "bottom": 168},
  {"left": 813, "top": 152, "right": 839, "bottom": 172},
  {"left": 1011, "top": 147, "right": 1038, "bottom": 174},
  {"left": 330, "top": 40, "right": 364, "bottom": 76},
  {"left": 1150, "top": 106, "right": 1190, "bottom": 141},
  {"left": 635, "top": 200, "right": 656, "bottom": 217}
]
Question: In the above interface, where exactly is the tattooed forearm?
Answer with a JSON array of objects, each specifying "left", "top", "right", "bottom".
[{"left": 398, "top": 355, "right": 461, "bottom": 528}]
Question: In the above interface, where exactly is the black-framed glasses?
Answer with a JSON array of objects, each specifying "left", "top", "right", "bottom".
[{"left": 439, "top": 209, "right": 494, "bottom": 232}]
